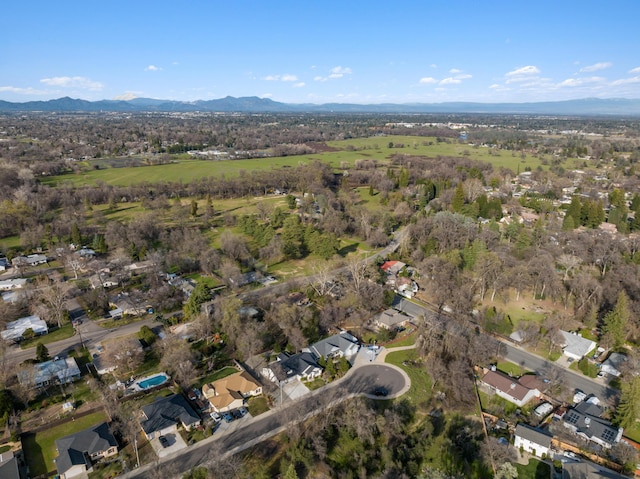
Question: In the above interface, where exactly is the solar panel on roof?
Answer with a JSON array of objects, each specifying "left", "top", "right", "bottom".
[{"left": 565, "top": 412, "right": 579, "bottom": 424}]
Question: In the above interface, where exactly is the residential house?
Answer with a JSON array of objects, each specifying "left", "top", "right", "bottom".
[
  {"left": 262, "top": 352, "right": 323, "bottom": 385},
  {"left": 54, "top": 422, "right": 118, "bottom": 479},
  {"left": 140, "top": 394, "right": 200, "bottom": 440},
  {"left": 1, "top": 315, "right": 48, "bottom": 343},
  {"left": 479, "top": 369, "right": 541, "bottom": 407},
  {"left": 600, "top": 352, "right": 626, "bottom": 377},
  {"left": 513, "top": 423, "right": 553, "bottom": 458},
  {"left": 380, "top": 260, "right": 406, "bottom": 276},
  {"left": 305, "top": 331, "right": 360, "bottom": 363},
  {"left": 0, "top": 278, "right": 27, "bottom": 291},
  {"left": 563, "top": 396, "right": 623, "bottom": 449},
  {"left": 12, "top": 254, "right": 48, "bottom": 268},
  {"left": 560, "top": 331, "right": 597, "bottom": 361},
  {"left": 562, "top": 461, "right": 628, "bottom": 478},
  {"left": 19, "top": 357, "right": 81, "bottom": 389},
  {"left": 375, "top": 309, "right": 410, "bottom": 330},
  {"left": 202, "top": 370, "right": 262, "bottom": 412},
  {"left": 0, "top": 449, "right": 21, "bottom": 479}
]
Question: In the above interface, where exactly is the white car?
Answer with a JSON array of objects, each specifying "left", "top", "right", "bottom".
[{"left": 210, "top": 412, "right": 221, "bottom": 423}]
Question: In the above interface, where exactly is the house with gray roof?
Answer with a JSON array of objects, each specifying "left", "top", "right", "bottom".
[
  {"left": 18, "top": 357, "right": 81, "bottom": 389},
  {"left": 261, "top": 351, "right": 322, "bottom": 384},
  {"left": 560, "top": 330, "right": 597, "bottom": 361},
  {"left": 514, "top": 423, "right": 553, "bottom": 458},
  {"left": 375, "top": 309, "right": 410, "bottom": 330},
  {"left": 54, "top": 422, "right": 118, "bottom": 479},
  {"left": 563, "top": 397, "right": 622, "bottom": 448},
  {"left": 140, "top": 394, "right": 200, "bottom": 440},
  {"left": 0, "top": 449, "right": 21, "bottom": 479},
  {"left": 1, "top": 315, "right": 48, "bottom": 343},
  {"left": 600, "top": 352, "right": 626, "bottom": 377},
  {"left": 305, "top": 331, "right": 360, "bottom": 363}
]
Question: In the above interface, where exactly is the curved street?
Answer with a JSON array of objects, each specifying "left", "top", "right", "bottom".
[{"left": 121, "top": 347, "right": 411, "bottom": 478}]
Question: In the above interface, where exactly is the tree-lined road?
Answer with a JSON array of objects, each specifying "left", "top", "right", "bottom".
[{"left": 392, "top": 297, "right": 619, "bottom": 401}]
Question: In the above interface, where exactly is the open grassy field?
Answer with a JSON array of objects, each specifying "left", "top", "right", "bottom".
[
  {"left": 45, "top": 135, "right": 551, "bottom": 188},
  {"left": 23, "top": 410, "right": 109, "bottom": 477}
]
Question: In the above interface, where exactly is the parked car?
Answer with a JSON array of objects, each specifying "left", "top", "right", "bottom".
[
  {"left": 222, "top": 412, "right": 234, "bottom": 423},
  {"left": 210, "top": 412, "right": 221, "bottom": 423},
  {"left": 238, "top": 407, "right": 248, "bottom": 417},
  {"left": 159, "top": 435, "right": 169, "bottom": 448},
  {"left": 371, "top": 386, "right": 389, "bottom": 397}
]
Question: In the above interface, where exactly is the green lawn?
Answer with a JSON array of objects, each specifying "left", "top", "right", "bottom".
[
  {"left": 23, "top": 411, "right": 109, "bottom": 477},
  {"left": 497, "top": 361, "right": 530, "bottom": 377},
  {"left": 21, "top": 324, "right": 75, "bottom": 349},
  {"left": 387, "top": 331, "right": 417, "bottom": 347},
  {"left": 246, "top": 396, "right": 270, "bottom": 416},
  {"left": 623, "top": 422, "right": 640, "bottom": 443},
  {"left": 384, "top": 349, "right": 432, "bottom": 409},
  {"left": 514, "top": 458, "right": 551, "bottom": 479}
]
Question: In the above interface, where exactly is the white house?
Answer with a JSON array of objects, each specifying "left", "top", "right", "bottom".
[
  {"left": 1, "top": 315, "right": 48, "bottom": 342},
  {"left": 0, "top": 278, "right": 27, "bottom": 291},
  {"left": 514, "top": 424, "right": 553, "bottom": 458},
  {"left": 560, "top": 330, "right": 597, "bottom": 361},
  {"left": 19, "top": 357, "right": 81, "bottom": 389}
]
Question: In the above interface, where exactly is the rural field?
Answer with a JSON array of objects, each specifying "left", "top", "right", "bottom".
[{"left": 43, "top": 135, "right": 559, "bottom": 188}]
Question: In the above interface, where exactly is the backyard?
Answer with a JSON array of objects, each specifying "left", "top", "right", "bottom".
[{"left": 22, "top": 410, "right": 110, "bottom": 477}]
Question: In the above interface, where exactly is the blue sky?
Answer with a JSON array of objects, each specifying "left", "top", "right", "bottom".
[{"left": 2, "top": 1, "right": 640, "bottom": 104}]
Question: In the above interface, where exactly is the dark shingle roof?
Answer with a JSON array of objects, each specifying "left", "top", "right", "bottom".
[
  {"left": 141, "top": 394, "right": 200, "bottom": 434},
  {"left": 54, "top": 422, "right": 117, "bottom": 475},
  {"left": 514, "top": 423, "right": 553, "bottom": 448}
]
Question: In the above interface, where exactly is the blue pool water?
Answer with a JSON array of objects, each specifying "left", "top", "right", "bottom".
[{"left": 138, "top": 374, "right": 168, "bottom": 389}]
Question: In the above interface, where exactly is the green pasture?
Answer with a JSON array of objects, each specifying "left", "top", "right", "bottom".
[
  {"left": 23, "top": 410, "right": 109, "bottom": 477},
  {"left": 44, "top": 135, "right": 551, "bottom": 188}
]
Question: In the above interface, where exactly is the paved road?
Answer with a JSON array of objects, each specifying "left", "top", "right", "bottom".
[
  {"left": 502, "top": 342, "right": 617, "bottom": 401},
  {"left": 5, "top": 315, "right": 157, "bottom": 366},
  {"left": 122, "top": 362, "right": 408, "bottom": 479},
  {"left": 392, "top": 297, "right": 619, "bottom": 402}
]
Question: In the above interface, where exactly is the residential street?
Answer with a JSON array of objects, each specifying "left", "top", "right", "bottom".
[
  {"left": 121, "top": 357, "right": 410, "bottom": 479},
  {"left": 392, "top": 297, "right": 619, "bottom": 402}
]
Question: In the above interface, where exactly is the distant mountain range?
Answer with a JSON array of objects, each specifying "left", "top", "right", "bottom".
[{"left": 1, "top": 96, "right": 640, "bottom": 116}]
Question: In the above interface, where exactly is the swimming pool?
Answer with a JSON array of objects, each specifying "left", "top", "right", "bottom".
[{"left": 136, "top": 373, "right": 169, "bottom": 389}]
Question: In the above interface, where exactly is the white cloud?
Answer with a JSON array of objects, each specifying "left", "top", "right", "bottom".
[
  {"left": 293, "top": 82, "right": 305, "bottom": 88},
  {"left": 40, "top": 76, "right": 104, "bottom": 90},
  {"left": 508, "top": 65, "right": 540, "bottom": 76},
  {"left": 314, "top": 66, "right": 353, "bottom": 82},
  {"left": 419, "top": 77, "right": 437, "bottom": 84},
  {"left": 611, "top": 76, "right": 640, "bottom": 86},
  {"left": 456, "top": 74, "right": 472, "bottom": 80},
  {"left": 439, "top": 77, "right": 461, "bottom": 85},
  {"left": 114, "top": 92, "right": 139, "bottom": 100},
  {"left": 265, "top": 74, "right": 298, "bottom": 82},
  {"left": 145, "top": 65, "right": 161, "bottom": 72},
  {"left": 505, "top": 65, "right": 540, "bottom": 83},
  {"left": 629, "top": 67, "right": 640, "bottom": 74},
  {"left": 430, "top": 64, "right": 438, "bottom": 69},
  {"left": 0, "top": 86, "right": 48, "bottom": 95},
  {"left": 579, "top": 62, "right": 612, "bottom": 72},
  {"left": 329, "top": 66, "right": 353, "bottom": 79},
  {"left": 558, "top": 76, "right": 604, "bottom": 87},
  {"left": 449, "top": 68, "right": 462, "bottom": 74}
]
